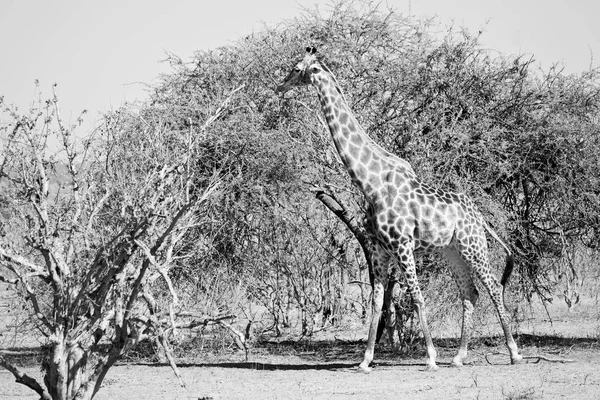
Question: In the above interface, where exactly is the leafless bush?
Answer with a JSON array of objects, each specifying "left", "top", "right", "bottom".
[{"left": 0, "top": 83, "right": 239, "bottom": 399}]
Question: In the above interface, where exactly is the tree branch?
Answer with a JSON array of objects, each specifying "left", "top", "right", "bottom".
[{"left": 0, "top": 354, "right": 51, "bottom": 400}]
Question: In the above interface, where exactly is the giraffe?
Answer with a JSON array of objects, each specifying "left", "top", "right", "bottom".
[{"left": 276, "top": 47, "right": 523, "bottom": 372}]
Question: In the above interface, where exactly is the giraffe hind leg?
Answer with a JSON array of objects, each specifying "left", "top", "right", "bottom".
[{"left": 468, "top": 249, "right": 523, "bottom": 365}]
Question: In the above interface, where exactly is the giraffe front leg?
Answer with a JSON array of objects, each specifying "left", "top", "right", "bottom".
[{"left": 358, "top": 249, "right": 389, "bottom": 374}]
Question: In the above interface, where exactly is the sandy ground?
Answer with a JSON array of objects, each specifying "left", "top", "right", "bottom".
[
  {"left": 2, "top": 336, "right": 600, "bottom": 400},
  {"left": 2, "top": 281, "right": 600, "bottom": 399}
]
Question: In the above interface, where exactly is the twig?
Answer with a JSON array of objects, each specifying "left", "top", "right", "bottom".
[
  {"left": 349, "top": 280, "right": 371, "bottom": 286},
  {"left": 176, "top": 312, "right": 237, "bottom": 322},
  {"left": 484, "top": 351, "right": 575, "bottom": 364},
  {"left": 156, "top": 333, "right": 186, "bottom": 388}
]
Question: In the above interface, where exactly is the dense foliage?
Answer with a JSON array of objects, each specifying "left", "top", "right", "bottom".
[
  {"left": 1, "top": 1, "right": 600, "bottom": 397},
  {"left": 146, "top": 0, "right": 600, "bottom": 311}
]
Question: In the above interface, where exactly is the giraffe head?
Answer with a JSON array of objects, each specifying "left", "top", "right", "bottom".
[{"left": 276, "top": 46, "right": 326, "bottom": 93}]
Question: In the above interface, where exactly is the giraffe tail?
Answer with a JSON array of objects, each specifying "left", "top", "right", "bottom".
[
  {"left": 500, "top": 252, "right": 515, "bottom": 288},
  {"left": 482, "top": 221, "right": 514, "bottom": 292}
]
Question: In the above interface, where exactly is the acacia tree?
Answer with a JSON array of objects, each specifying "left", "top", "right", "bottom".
[
  {"left": 0, "top": 84, "right": 236, "bottom": 399},
  {"left": 265, "top": 1, "right": 600, "bottom": 303},
  {"left": 179, "top": 0, "right": 600, "bottom": 330}
]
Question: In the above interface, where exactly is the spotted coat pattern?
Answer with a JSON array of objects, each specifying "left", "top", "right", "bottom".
[{"left": 277, "top": 47, "right": 522, "bottom": 372}]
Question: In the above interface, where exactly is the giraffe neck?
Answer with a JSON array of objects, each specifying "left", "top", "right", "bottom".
[{"left": 312, "top": 72, "right": 414, "bottom": 200}]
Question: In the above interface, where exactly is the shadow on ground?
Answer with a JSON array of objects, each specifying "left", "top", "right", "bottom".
[{"left": 2, "top": 334, "right": 597, "bottom": 369}]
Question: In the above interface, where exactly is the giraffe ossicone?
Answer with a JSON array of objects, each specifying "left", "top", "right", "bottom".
[{"left": 277, "top": 47, "right": 522, "bottom": 372}]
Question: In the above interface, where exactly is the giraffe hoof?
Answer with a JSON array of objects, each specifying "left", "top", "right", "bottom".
[
  {"left": 424, "top": 363, "right": 439, "bottom": 372},
  {"left": 357, "top": 363, "right": 372, "bottom": 374},
  {"left": 511, "top": 354, "right": 524, "bottom": 365},
  {"left": 451, "top": 355, "right": 465, "bottom": 367}
]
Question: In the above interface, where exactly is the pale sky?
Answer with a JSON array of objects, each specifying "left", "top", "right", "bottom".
[{"left": 1, "top": 0, "right": 598, "bottom": 135}]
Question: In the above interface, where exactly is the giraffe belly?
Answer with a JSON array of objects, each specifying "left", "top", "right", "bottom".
[{"left": 367, "top": 205, "right": 457, "bottom": 254}]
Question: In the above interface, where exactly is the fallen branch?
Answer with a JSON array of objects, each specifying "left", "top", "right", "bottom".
[
  {"left": 176, "top": 312, "right": 236, "bottom": 322},
  {"left": 349, "top": 280, "right": 371, "bottom": 286},
  {"left": 484, "top": 351, "right": 575, "bottom": 365},
  {"left": 0, "top": 350, "right": 43, "bottom": 356}
]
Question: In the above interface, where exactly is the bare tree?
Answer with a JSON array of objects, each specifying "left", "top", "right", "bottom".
[{"left": 0, "top": 84, "right": 240, "bottom": 400}]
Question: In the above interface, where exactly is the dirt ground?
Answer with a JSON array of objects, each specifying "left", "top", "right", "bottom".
[
  {"left": 2, "top": 334, "right": 600, "bottom": 399},
  {"left": 2, "top": 341, "right": 599, "bottom": 400},
  {"left": 2, "top": 286, "right": 600, "bottom": 399}
]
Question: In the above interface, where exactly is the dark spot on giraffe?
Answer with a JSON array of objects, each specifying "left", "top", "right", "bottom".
[
  {"left": 388, "top": 226, "right": 400, "bottom": 240},
  {"left": 387, "top": 209, "right": 396, "bottom": 224},
  {"left": 408, "top": 201, "right": 420, "bottom": 219},
  {"left": 383, "top": 171, "right": 394, "bottom": 183},
  {"left": 356, "top": 165, "right": 368, "bottom": 181},
  {"left": 433, "top": 212, "right": 446, "bottom": 229},
  {"left": 339, "top": 112, "right": 349, "bottom": 125},
  {"left": 350, "top": 133, "right": 363, "bottom": 146},
  {"left": 370, "top": 161, "right": 381, "bottom": 174},
  {"left": 348, "top": 121, "right": 356, "bottom": 131},
  {"left": 421, "top": 195, "right": 431, "bottom": 207},
  {"left": 409, "top": 180, "right": 419, "bottom": 190},
  {"left": 360, "top": 148, "right": 371, "bottom": 164},
  {"left": 379, "top": 223, "right": 389, "bottom": 234},
  {"left": 348, "top": 144, "right": 360, "bottom": 159},
  {"left": 422, "top": 206, "right": 433, "bottom": 219},
  {"left": 341, "top": 126, "right": 350, "bottom": 136},
  {"left": 385, "top": 184, "right": 397, "bottom": 202},
  {"left": 368, "top": 174, "right": 381, "bottom": 188},
  {"left": 395, "top": 175, "right": 404, "bottom": 187},
  {"left": 416, "top": 193, "right": 425, "bottom": 204}
]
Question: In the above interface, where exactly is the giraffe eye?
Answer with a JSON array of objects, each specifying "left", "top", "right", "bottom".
[{"left": 311, "top": 66, "right": 320, "bottom": 73}]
